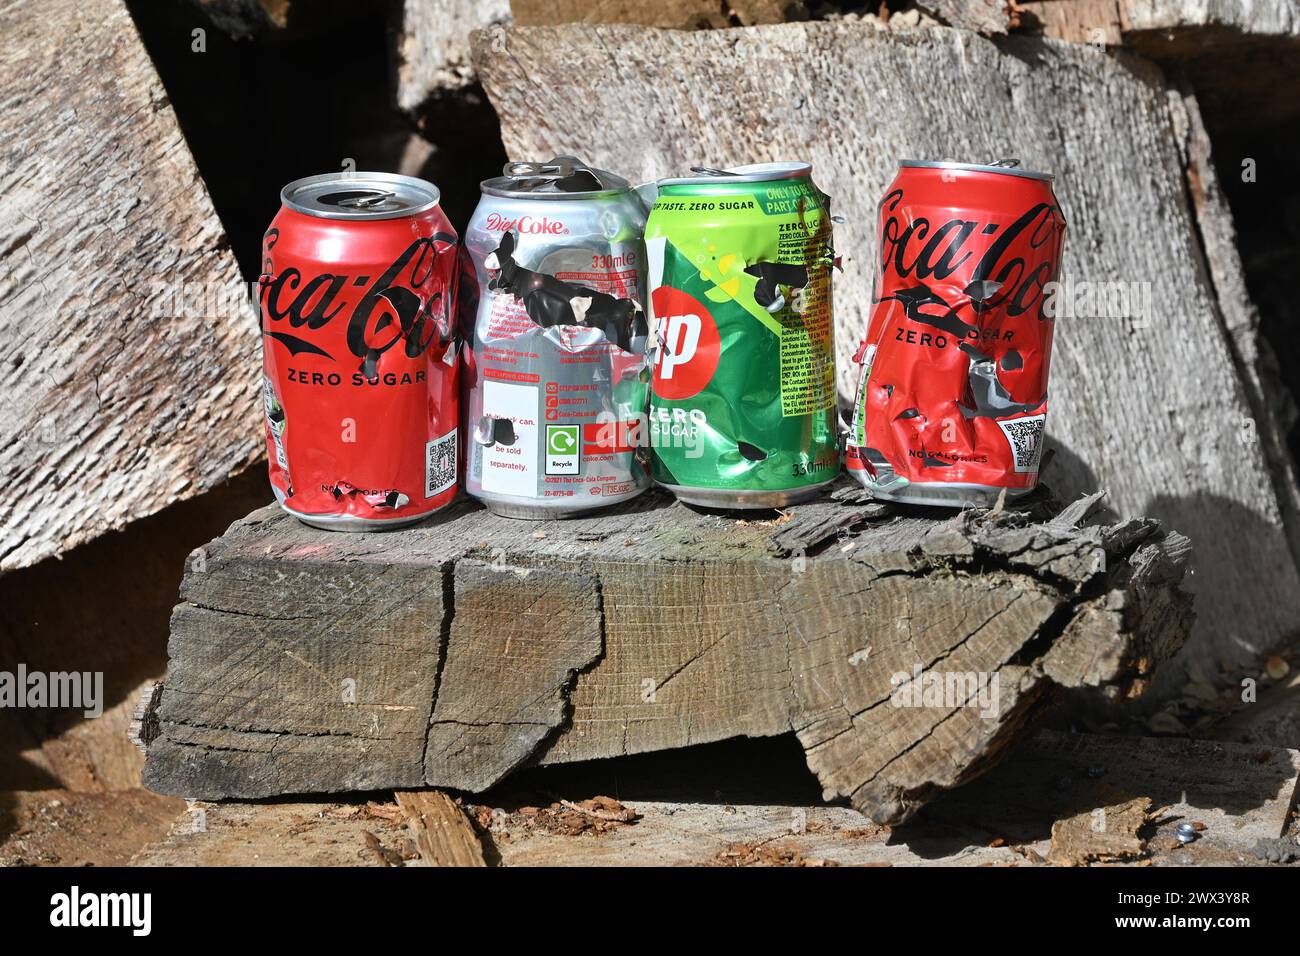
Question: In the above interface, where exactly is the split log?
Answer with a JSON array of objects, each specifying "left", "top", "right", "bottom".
[
  {"left": 142, "top": 485, "right": 1190, "bottom": 824},
  {"left": 396, "top": 0, "right": 511, "bottom": 117},
  {"left": 913, "top": 0, "right": 1012, "bottom": 35},
  {"left": 0, "top": 0, "right": 261, "bottom": 572},
  {"left": 469, "top": 19, "right": 1300, "bottom": 686},
  {"left": 1022, "top": 0, "right": 1300, "bottom": 44},
  {"left": 1020, "top": 0, "right": 1300, "bottom": 129}
]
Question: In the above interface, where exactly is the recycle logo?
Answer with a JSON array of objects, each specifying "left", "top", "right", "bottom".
[{"left": 547, "top": 425, "right": 579, "bottom": 455}]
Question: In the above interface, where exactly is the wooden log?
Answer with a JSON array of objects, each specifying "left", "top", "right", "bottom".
[
  {"left": 468, "top": 19, "right": 1300, "bottom": 687},
  {"left": 0, "top": 0, "right": 261, "bottom": 573},
  {"left": 142, "top": 484, "right": 1191, "bottom": 824},
  {"left": 1019, "top": 2, "right": 1300, "bottom": 129},
  {"left": 913, "top": 0, "right": 1013, "bottom": 35},
  {"left": 394, "top": 791, "right": 486, "bottom": 866},
  {"left": 396, "top": 0, "right": 512, "bottom": 117},
  {"left": 1022, "top": 0, "right": 1300, "bottom": 44}
]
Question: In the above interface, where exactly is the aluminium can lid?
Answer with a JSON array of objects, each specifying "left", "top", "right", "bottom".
[
  {"left": 481, "top": 156, "right": 633, "bottom": 200},
  {"left": 281, "top": 172, "right": 442, "bottom": 220},
  {"left": 900, "top": 159, "right": 1054, "bottom": 181},
  {"left": 657, "top": 162, "right": 813, "bottom": 187}
]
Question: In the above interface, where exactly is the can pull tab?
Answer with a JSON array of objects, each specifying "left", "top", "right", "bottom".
[
  {"left": 987, "top": 158, "right": 1022, "bottom": 169},
  {"left": 337, "top": 190, "right": 397, "bottom": 209},
  {"left": 503, "top": 159, "right": 576, "bottom": 179},
  {"left": 503, "top": 155, "right": 603, "bottom": 192}
]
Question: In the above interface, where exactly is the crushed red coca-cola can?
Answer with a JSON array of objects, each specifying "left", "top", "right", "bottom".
[
  {"left": 259, "top": 172, "right": 460, "bottom": 530},
  {"left": 846, "top": 159, "right": 1067, "bottom": 507}
]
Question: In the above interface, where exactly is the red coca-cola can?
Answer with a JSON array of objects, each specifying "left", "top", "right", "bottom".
[
  {"left": 259, "top": 173, "right": 460, "bottom": 530},
  {"left": 846, "top": 160, "right": 1066, "bottom": 507}
]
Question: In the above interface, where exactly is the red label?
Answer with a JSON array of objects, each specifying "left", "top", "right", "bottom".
[
  {"left": 582, "top": 420, "right": 639, "bottom": 454},
  {"left": 848, "top": 168, "right": 1066, "bottom": 492},
  {"left": 259, "top": 206, "right": 461, "bottom": 521}
]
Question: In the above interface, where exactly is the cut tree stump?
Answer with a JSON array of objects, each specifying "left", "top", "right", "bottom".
[
  {"left": 469, "top": 19, "right": 1300, "bottom": 689},
  {"left": 0, "top": 0, "right": 261, "bottom": 572},
  {"left": 142, "top": 484, "right": 1191, "bottom": 824}
]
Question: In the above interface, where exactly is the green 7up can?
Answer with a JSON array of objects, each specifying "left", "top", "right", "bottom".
[{"left": 645, "top": 163, "right": 839, "bottom": 508}]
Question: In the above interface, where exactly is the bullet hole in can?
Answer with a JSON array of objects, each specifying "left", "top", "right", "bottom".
[
  {"left": 1001, "top": 349, "right": 1024, "bottom": 371},
  {"left": 967, "top": 278, "right": 1003, "bottom": 304},
  {"left": 897, "top": 407, "right": 921, "bottom": 420},
  {"left": 328, "top": 482, "right": 410, "bottom": 510},
  {"left": 745, "top": 261, "right": 808, "bottom": 313},
  {"left": 738, "top": 441, "right": 768, "bottom": 462},
  {"left": 359, "top": 348, "right": 381, "bottom": 379},
  {"left": 474, "top": 415, "right": 516, "bottom": 447}
]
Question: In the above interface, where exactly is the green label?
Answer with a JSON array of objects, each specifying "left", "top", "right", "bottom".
[{"left": 645, "top": 176, "right": 839, "bottom": 492}]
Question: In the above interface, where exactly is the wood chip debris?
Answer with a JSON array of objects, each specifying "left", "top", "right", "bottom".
[
  {"left": 469, "top": 796, "right": 639, "bottom": 837},
  {"left": 711, "top": 840, "right": 837, "bottom": 867},
  {"left": 1047, "top": 796, "right": 1152, "bottom": 866}
]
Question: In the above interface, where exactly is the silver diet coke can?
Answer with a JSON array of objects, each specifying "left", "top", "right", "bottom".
[{"left": 462, "top": 156, "right": 651, "bottom": 518}]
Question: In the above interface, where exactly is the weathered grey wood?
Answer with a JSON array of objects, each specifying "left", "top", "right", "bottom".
[
  {"left": 914, "top": 0, "right": 1011, "bottom": 34},
  {"left": 396, "top": 0, "right": 511, "bottom": 116},
  {"left": 1167, "top": 87, "right": 1300, "bottom": 598},
  {"left": 425, "top": 560, "right": 603, "bottom": 791},
  {"left": 144, "top": 484, "right": 1190, "bottom": 824},
  {"left": 469, "top": 19, "right": 1300, "bottom": 689},
  {"left": 394, "top": 791, "right": 486, "bottom": 866},
  {"left": 1120, "top": 0, "right": 1300, "bottom": 38},
  {"left": 0, "top": 0, "right": 261, "bottom": 572},
  {"left": 1024, "top": 0, "right": 1300, "bottom": 43},
  {"left": 1023, "top": 1, "right": 1300, "bottom": 130}
]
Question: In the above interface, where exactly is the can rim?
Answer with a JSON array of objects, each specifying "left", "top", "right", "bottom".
[
  {"left": 281, "top": 172, "right": 442, "bottom": 220},
  {"left": 657, "top": 161, "right": 813, "bottom": 187},
  {"left": 900, "top": 160, "right": 1054, "bottom": 181},
  {"left": 479, "top": 169, "right": 634, "bottom": 201}
]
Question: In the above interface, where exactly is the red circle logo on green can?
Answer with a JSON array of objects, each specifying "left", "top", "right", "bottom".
[{"left": 651, "top": 286, "right": 720, "bottom": 400}]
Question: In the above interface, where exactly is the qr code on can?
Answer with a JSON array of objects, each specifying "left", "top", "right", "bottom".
[
  {"left": 996, "top": 415, "right": 1046, "bottom": 474},
  {"left": 425, "top": 428, "right": 457, "bottom": 498}
]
